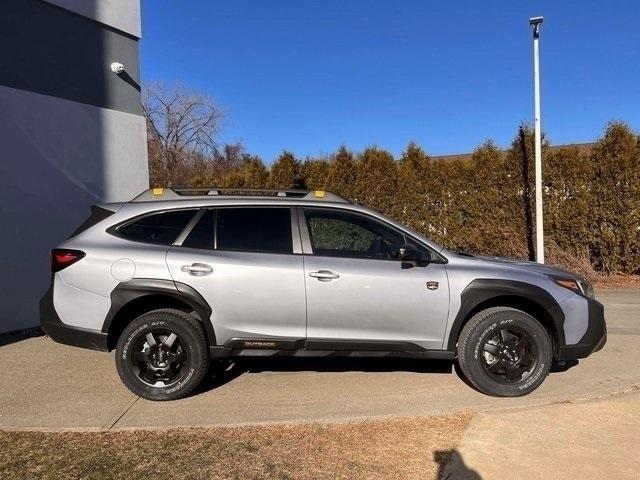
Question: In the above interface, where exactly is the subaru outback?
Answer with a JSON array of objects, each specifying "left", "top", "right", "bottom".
[{"left": 40, "top": 188, "right": 606, "bottom": 400}]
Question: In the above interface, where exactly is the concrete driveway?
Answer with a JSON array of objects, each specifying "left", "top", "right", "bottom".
[{"left": 1, "top": 289, "right": 638, "bottom": 431}]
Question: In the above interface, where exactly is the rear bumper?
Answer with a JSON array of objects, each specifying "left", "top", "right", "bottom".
[
  {"left": 39, "top": 282, "right": 109, "bottom": 351},
  {"left": 556, "top": 297, "right": 607, "bottom": 361}
]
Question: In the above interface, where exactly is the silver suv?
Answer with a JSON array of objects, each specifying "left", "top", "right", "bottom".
[{"left": 40, "top": 188, "right": 606, "bottom": 400}]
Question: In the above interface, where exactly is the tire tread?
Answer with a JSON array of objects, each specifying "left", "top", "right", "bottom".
[
  {"left": 457, "top": 306, "right": 552, "bottom": 397},
  {"left": 115, "top": 308, "right": 209, "bottom": 401}
]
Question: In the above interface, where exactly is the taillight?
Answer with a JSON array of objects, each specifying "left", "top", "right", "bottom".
[{"left": 51, "top": 249, "right": 85, "bottom": 272}]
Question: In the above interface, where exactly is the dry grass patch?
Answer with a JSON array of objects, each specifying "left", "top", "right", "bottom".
[{"left": 0, "top": 413, "right": 472, "bottom": 480}]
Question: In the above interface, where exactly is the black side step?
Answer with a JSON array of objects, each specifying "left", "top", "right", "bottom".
[{"left": 211, "top": 337, "right": 455, "bottom": 360}]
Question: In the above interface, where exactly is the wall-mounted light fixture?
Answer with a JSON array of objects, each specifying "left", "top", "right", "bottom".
[{"left": 110, "top": 62, "right": 125, "bottom": 74}]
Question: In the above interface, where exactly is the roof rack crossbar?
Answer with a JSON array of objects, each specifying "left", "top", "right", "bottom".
[
  {"left": 173, "top": 187, "right": 310, "bottom": 198},
  {"left": 131, "top": 187, "right": 349, "bottom": 203}
]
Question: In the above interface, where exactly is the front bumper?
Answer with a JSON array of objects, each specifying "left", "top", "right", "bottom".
[
  {"left": 556, "top": 297, "right": 607, "bottom": 361},
  {"left": 39, "top": 282, "right": 109, "bottom": 351}
]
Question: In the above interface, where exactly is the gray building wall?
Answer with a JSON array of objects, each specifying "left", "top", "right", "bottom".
[{"left": 0, "top": 0, "right": 148, "bottom": 333}]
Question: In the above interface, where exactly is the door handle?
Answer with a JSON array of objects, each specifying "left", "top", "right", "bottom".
[
  {"left": 181, "top": 263, "right": 213, "bottom": 276},
  {"left": 309, "top": 270, "right": 340, "bottom": 281}
]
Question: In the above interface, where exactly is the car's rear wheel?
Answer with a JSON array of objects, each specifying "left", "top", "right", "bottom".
[
  {"left": 457, "top": 307, "right": 552, "bottom": 397},
  {"left": 115, "top": 309, "right": 209, "bottom": 401}
]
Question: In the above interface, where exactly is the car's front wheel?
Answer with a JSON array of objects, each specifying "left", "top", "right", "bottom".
[
  {"left": 115, "top": 309, "right": 209, "bottom": 401},
  {"left": 457, "top": 307, "right": 552, "bottom": 397}
]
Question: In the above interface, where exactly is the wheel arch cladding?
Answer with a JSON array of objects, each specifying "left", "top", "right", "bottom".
[
  {"left": 102, "top": 278, "right": 216, "bottom": 350},
  {"left": 447, "top": 279, "right": 565, "bottom": 353}
]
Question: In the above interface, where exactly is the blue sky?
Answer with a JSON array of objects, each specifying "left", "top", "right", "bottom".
[{"left": 141, "top": 1, "right": 639, "bottom": 162}]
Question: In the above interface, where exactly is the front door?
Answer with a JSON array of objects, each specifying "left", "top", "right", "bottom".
[
  {"left": 301, "top": 207, "right": 449, "bottom": 351},
  {"left": 166, "top": 207, "right": 307, "bottom": 346}
]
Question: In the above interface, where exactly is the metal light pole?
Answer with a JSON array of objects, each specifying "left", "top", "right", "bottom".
[{"left": 530, "top": 16, "right": 544, "bottom": 263}]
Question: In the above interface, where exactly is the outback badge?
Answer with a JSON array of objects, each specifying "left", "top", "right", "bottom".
[{"left": 426, "top": 281, "right": 439, "bottom": 290}]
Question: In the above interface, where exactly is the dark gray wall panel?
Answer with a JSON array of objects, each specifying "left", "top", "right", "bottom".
[
  {"left": 0, "top": 0, "right": 142, "bottom": 115},
  {"left": 43, "top": 0, "right": 142, "bottom": 38}
]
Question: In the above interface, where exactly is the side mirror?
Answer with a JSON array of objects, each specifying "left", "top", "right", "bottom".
[{"left": 399, "top": 244, "right": 431, "bottom": 268}]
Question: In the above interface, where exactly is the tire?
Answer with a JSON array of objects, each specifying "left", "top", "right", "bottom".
[
  {"left": 457, "top": 306, "right": 552, "bottom": 397},
  {"left": 115, "top": 309, "right": 209, "bottom": 401}
]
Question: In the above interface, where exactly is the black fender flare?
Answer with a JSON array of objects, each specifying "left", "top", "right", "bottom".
[
  {"left": 102, "top": 278, "right": 216, "bottom": 346},
  {"left": 446, "top": 278, "right": 565, "bottom": 351}
]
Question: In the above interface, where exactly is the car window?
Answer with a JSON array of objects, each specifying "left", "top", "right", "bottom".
[
  {"left": 305, "top": 209, "right": 405, "bottom": 260},
  {"left": 117, "top": 209, "right": 196, "bottom": 245},
  {"left": 406, "top": 237, "right": 434, "bottom": 262},
  {"left": 182, "top": 210, "right": 215, "bottom": 250},
  {"left": 217, "top": 208, "right": 292, "bottom": 254}
]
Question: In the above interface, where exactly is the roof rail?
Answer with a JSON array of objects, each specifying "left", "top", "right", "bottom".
[{"left": 131, "top": 187, "right": 349, "bottom": 203}]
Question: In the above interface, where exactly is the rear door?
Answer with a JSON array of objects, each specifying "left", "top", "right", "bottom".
[{"left": 166, "top": 207, "right": 307, "bottom": 346}]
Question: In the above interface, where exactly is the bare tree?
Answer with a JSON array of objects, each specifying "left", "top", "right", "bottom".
[{"left": 142, "top": 82, "right": 224, "bottom": 182}]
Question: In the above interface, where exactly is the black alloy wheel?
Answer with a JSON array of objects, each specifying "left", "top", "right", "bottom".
[
  {"left": 480, "top": 326, "right": 537, "bottom": 384},
  {"left": 130, "top": 329, "right": 189, "bottom": 387}
]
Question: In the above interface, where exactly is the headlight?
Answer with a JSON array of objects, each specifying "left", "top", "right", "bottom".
[
  {"left": 578, "top": 278, "right": 595, "bottom": 298},
  {"left": 549, "top": 275, "right": 595, "bottom": 298}
]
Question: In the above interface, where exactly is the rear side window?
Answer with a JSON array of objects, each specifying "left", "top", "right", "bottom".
[
  {"left": 217, "top": 208, "right": 292, "bottom": 254},
  {"left": 117, "top": 210, "right": 196, "bottom": 245},
  {"left": 182, "top": 210, "right": 215, "bottom": 250}
]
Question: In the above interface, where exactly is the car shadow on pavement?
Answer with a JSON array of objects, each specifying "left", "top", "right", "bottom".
[
  {"left": 0, "top": 327, "right": 43, "bottom": 347},
  {"left": 238, "top": 356, "right": 455, "bottom": 374},
  {"left": 435, "top": 449, "right": 482, "bottom": 479},
  {"left": 194, "top": 357, "right": 455, "bottom": 395},
  {"left": 193, "top": 356, "right": 580, "bottom": 397},
  {"left": 550, "top": 360, "right": 580, "bottom": 373}
]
